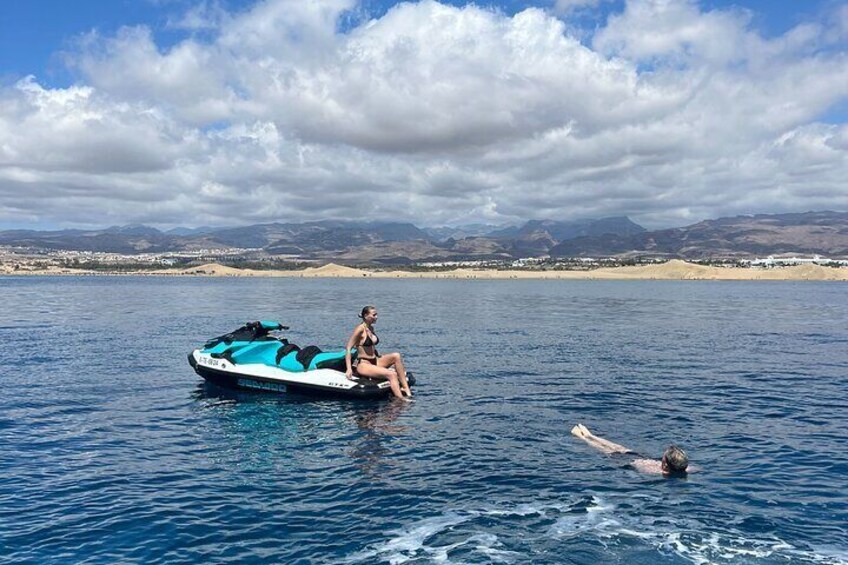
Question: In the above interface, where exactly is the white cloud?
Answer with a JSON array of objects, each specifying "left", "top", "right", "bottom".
[
  {"left": 70, "top": 27, "right": 236, "bottom": 125},
  {"left": 593, "top": 0, "right": 751, "bottom": 65},
  {"left": 0, "top": 77, "right": 195, "bottom": 174},
  {"left": 553, "top": 0, "right": 614, "bottom": 15},
  {"left": 168, "top": 0, "right": 231, "bottom": 31},
  {"left": 0, "top": 0, "right": 846, "bottom": 230}
]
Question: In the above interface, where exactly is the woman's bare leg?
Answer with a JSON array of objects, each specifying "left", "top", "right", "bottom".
[
  {"left": 356, "top": 362, "right": 408, "bottom": 401},
  {"left": 378, "top": 352, "right": 411, "bottom": 396}
]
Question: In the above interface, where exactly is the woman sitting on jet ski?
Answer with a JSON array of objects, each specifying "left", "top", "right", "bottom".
[{"left": 345, "top": 306, "right": 412, "bottom": 401}]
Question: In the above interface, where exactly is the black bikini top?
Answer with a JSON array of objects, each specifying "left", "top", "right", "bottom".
[{"left": 362, "top": 326, "right": 379, "bottom": 347}]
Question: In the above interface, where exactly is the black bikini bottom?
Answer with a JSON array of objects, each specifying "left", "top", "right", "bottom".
[{"left": 354, "top": 357, "right": 379, "bottom": 368}]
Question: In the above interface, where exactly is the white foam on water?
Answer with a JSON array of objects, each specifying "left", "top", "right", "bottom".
[
  {"left": 611, "top": 528, "right": 798, "bottom": 565},
  {"left": 383, "top": 513, "right": 469, "bottom": 556},
  {"left": 550, "top": 501, "right": 848, "bottom": 565},
  {"left": 341, "top": 512, "right": 471, "bottom": 564},
  {"left": 585, "top": 495, "right": 614, "bottom": 513},
  {"left": 347, "top": 527, "right": 516, "bottom": 565},
  {"left": 810, "top": 547, "right": 848, "bottom": 564},
  {"left": 473, "top": 535, "right": 523, "bottom": 564},
  {"left": 343, "top": 497, "right": 848, "bottom": 565},
  {"left": 342, "top": 503, "right": 560, "bottom": 564},
  {"left": 485, "top": 502, "right": 563, "bottom": 518},
  {"left": 547, "top": 495, "right": 619, "bottom": 539},
  {"left": 425, "top": 533, "right": 519, "bottom": 564}
]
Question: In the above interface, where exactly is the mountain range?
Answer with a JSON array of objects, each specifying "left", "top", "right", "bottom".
[
  {"left": 2, "top": 212, "right": 847, "bottom": 262},
  {"left": 549, "top": 211, "right": 848, "bottom": 259}
]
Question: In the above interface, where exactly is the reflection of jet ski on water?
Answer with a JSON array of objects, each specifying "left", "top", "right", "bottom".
[{"left": 188, "top": 321, "right": 415, "bottom": 398}]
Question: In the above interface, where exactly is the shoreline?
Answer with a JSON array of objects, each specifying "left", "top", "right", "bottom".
[{"left": 3, "top": 259, "right": 848, "bottom": 281}]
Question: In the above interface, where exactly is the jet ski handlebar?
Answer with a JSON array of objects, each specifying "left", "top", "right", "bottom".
[{"left": 252, "top": 320, "right": 289, "bottom": 331}]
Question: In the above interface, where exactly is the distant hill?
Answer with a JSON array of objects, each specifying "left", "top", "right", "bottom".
[
  {"left": 0, "top": 217, "right": 643, "bottom": 259},
  {"left": 489, "top": 216, "right": 644, "bottom": 241},
  {"left": 0, "top": 226, "right": 179, "bottom": 254},
  {"left": 205, "top": 221, "right": 429, "bottom": 252},
  {"left": 0, "top": 221, "right": 431, "bottom": 256},
  {"left": 103, "top": 224, "right": 164, "bottom": 237},
  {"left": 423, "top": 224, "right": 505, "bottom": 242},
  {"left": 549, "top": 211, "right": 848, "bottom": 258},
  {"left": 487, "top": 216, "right": 646, "bottom": 257},
  {"left": 165, "top": 226, "right": 220, "bottom": 236},
  {"left": 3, "top": 212, "right": 846, "bottom": 261}
]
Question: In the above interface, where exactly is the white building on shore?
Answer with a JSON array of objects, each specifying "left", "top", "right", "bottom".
[{"left": 750, "top": 255, "right": 848, "bottom": 267}]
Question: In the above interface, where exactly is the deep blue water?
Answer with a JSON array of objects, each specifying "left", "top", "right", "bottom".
[{"left": 1, "top": 276, "right": 847, "bottom": 564}]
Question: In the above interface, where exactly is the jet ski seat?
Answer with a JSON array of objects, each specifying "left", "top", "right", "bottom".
[
  {"left": 297, "top": 346, "right": 323, "bottom": 370},
  {"left": 276, "top": 343, "right": 300, "bottom": 365},
  {"left": 205, "top": 336, "right": 356, "bottom": 373}
]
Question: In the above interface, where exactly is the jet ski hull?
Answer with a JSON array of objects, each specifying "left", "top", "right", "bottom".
[{"left": 188, "top": 350, "right": 414, "bottom": 399}]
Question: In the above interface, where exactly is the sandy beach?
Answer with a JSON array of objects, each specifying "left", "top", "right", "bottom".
[{"left": 3, "top": 259, "right": 848, "bottom": 281}]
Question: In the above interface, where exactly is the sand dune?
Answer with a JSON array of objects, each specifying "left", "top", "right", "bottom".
[
  {"left": 386, "top": 260, "right": 848, "bottom": 281},
  {"left": 176, "top": 263, "right": 255, "bottom": 276},
  {"left": 588, "top": 260, "right": 848, "bottom": 280},
  {"left": 368, "top": 260, "right": 848, "bottom": 280},
  {"left": 299, "top": 263, "right": 370, "bottom": 277},
  {"left": 4, "top": 259, "right": 848, "bottom": 280},
  {"left": 158, "top": 262, "right": 371, "bottom": 278},
  {"left": 595, "top": 259, "right": 720, "bottom": 279},
  {"left": 1, "top": 264, "right": 89, "bottom": 275}
]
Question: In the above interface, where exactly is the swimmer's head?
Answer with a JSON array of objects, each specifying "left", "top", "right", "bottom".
[{"left": 661, "top": 445, "right": 689, "bottom": 475}]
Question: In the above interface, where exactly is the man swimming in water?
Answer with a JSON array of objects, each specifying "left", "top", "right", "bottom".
[{"left": 570, "top": 423, "right": 690, "bottom": 476}]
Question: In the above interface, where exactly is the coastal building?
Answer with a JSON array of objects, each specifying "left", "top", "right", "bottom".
[{"left": 750, "top": 255, "right": 848, "bottom": 267}]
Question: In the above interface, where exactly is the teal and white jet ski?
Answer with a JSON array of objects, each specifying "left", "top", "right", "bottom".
[{"left": 188, "top": 321, "right": 415, "bottom": 398}]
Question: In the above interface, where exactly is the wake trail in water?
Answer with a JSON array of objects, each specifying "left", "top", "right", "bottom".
[{"left": 343, "top": 495, "right": 848, "bottom": 565}]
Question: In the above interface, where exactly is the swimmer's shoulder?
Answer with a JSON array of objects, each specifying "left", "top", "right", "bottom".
[{"left": 631, "top": 458, "right": 664, "bottom": 475}]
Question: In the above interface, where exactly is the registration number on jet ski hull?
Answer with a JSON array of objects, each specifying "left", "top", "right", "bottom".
[{"left": 199, "top": 356, "right": 220, "bottom": 367}]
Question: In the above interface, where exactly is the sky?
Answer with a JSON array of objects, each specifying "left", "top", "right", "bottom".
[{"left": 1, "top": 0, "right": 847, "bottom": 230}]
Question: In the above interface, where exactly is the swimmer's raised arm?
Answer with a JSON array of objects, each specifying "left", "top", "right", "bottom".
[{"left": 570, "top": 423, "right": 632, "bottom": 454}]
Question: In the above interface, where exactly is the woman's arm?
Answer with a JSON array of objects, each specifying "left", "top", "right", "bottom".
[{"left": 344, "top": 325, "right": 363, "bottom": 377}]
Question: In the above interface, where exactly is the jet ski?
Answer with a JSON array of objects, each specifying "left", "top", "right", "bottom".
[{"left": 188, "top": 321, "right": 415, "bottom": 398}]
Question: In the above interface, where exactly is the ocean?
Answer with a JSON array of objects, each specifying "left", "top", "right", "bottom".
[{"left": 1, "top": 276, "right": 846, "bottom": 564}]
